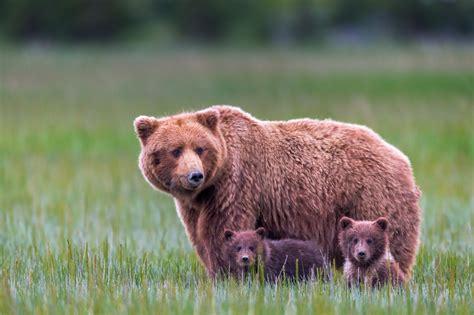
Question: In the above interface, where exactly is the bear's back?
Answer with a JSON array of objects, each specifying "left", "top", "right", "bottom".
[{"left": 216, "top": 105, "right": 412, "bottom": 173}]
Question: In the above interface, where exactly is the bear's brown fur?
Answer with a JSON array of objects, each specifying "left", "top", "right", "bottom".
[
  {"left": 339, "top": 217, "right": 406, "bottom": 288},
  {"left": 224, "top": 228, "right": 326, "bottom": 281},
  {"left": 134, "top": 105, "right": 421, "bottom": 278}
]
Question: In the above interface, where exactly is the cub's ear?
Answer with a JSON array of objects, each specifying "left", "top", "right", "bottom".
[
  {"left": 255, "top": 227, "right": 266, "bottom": 239},
  {"left": 134, "top": 116, "right": 158, "bottom": 144},
  {"left": 196, "top": 109, "right": 219, "bottom": 130},
  {"left": 374, "top": 217, "right": 389, "bottom": 232},
  {"left": 339, "top": 217, "right": 354, "bottom": 230},
  {"left": 224, "top": 229, "right": 235, "bottom": 242}
]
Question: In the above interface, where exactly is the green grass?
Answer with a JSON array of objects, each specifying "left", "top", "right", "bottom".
[{"left": 1, "top": 44, "right": 473, "bottom": 314}]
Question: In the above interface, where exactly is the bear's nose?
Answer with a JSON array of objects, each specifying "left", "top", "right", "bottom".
[
  {"left": 187, "top": 171, "right": 204, "bottom": 186},
  {"left": 357, "top": 251, "right": 366, "bottom": 258},
  {"left": 241, "top": 256, "right": 249, "bottom": 262}
]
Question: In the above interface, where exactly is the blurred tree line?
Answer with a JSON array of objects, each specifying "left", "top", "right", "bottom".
[{"left": 0, "top": 0, "right": 473, "bottom": 42}]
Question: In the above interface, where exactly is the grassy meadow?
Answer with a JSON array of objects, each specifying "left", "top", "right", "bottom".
[{"left": 0, "top": 44, "right": 473, "bottom": 314}]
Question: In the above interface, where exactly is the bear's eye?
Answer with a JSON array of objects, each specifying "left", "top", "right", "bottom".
[
  {"left": 195, "top": 147, "right": 205, "bottom": 155},
  {"left": 151, "top": 152, "right": 160, "bottom": 165},
  {"left": 171, "top": 148, "right": 182, "bottom": 158},
  {"left": 366, "top": 238, "right": 373, "bottom": 245},
  {"left": 353, "top": 238, "right": 359, "bottom": 244},
  {"left": 237, "top": 246, "right": 242, "bottom": 251},
  {"left": 249, "top": 246, "right": 254, "bottom": 251}
]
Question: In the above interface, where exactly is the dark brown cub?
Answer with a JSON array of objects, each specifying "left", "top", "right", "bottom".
[{"left": 224, "top": 228, "right": 327, "bottom": 281}]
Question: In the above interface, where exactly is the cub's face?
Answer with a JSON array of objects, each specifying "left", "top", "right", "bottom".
[
  {"left": 134, "top": 109, "right": 224, "bottom": 197},
  {"left": 224, "top": 228, "right": 266, "bottom": 268},
  {"left": 339, "top": 217, "right": 389, "bottom": 267}
]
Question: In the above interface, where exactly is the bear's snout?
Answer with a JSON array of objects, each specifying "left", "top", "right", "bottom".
[
  {"left": 357, "top": 251, "right": 366, "bottom": 259},
  {"left": 188, "top": 171, "right": 204, "bottom": 187}
]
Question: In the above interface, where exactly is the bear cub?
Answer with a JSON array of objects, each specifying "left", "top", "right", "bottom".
[
  {"left": 224, "top": 227, "right": 326, "bottom": 281},
  {"left": 339, "top": 216, "right": 406, "bottom": 288}
]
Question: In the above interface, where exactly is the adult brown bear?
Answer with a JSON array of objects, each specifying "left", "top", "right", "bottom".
[{"left": 134, "top": 105, "right": 421, "bottom": 278}]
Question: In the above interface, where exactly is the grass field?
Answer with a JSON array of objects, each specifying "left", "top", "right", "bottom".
[{"left": 1, "top": 44, "right": 473, "bottom": 314}]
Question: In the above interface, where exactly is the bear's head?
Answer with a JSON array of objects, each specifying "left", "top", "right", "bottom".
[
  {"left": 134, "top": 108, "right": 226, "bottom": 197},
  {"left": 224, "top": 228, "right": 266, "bottom": 269},
  {"left": 339, "top": 217, "right": 389, "bottom": 268}
]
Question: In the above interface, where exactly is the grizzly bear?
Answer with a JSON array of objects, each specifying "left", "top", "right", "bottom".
[
  {"left": 134, "top": 105, "right": 421, "bottom": 278},
  {"left": 223, "top": 227, "right": 327, "bottom": 281},
  {"left": 339, "top": 216, "right": 406, "bottom": 288}
]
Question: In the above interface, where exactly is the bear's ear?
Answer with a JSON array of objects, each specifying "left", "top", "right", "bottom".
[
  {"left": 255, "top": 227, "right": 266, "bottom": 239},
  {"left": 134, "top": 116, "right": 159, "bottom": 145},
  {"left": 340, "top": 217, "right": 354, "bottom": 230},
  {"left": 196, "top": 109, "right": 219, "bottom": 130},
  {"left": 224, "top": 229, "right": 235, "bottom": 242},
  {"left": 374, "top": 217, "right": 389, "bottom": 232}
]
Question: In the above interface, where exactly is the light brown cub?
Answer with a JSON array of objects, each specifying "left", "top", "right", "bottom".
[{"left": 339, "top": 216, "right": 405, "bottom": 288}]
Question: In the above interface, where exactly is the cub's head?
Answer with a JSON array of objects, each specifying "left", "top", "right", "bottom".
[
  {"left": 224, "top": 228, "right": 266, "bottom": 269},
  {"left": 339, "top": 217, "right": 389, "bottom": 268},
  {"left": 134, "top": 108, "right": 225, "bottom": 197}
]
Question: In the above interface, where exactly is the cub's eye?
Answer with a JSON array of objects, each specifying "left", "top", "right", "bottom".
[
  {"left": 249, "top": 246, "right": 254, "bottom": 251},
  {"left": 171, "top": 148, "right": 182, "bottom": 158},
  {"left": 353, "top": 238, "right": 359, "bottom": 244},
  {"left": 366, "top": 238, "right": 373, "bottom": 245},
  {"left": 237, "top": 246, "right": 242, "bottom": 251},
  {"left": 195, "top": 147, "right": 205, "bottom": 155}
]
